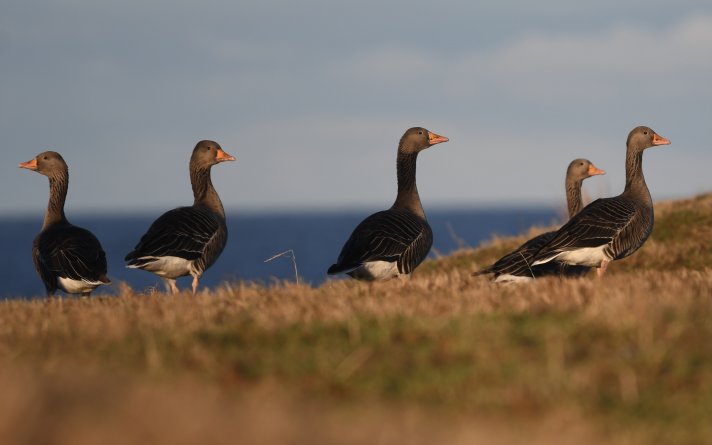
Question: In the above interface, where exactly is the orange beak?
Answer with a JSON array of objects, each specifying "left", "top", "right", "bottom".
[
  {"left": 19, "top": 158, "right": 38, "bottom": 171},
  {"left": 587, "top": 164, "right": 605, "bottom": 176},
  {"left": 652, "top": 133, "right": 671, "bottom": 146},
  {"left": 216, "top": 148, "right": 236, "bottom": 162},
  {"left": 428, "top": 131, "right": 449, "bottom": 146}
]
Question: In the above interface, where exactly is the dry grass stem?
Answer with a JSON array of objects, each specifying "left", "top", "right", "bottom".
[{"left": 264, "top": 249, "right": 300, "bottom": 284}]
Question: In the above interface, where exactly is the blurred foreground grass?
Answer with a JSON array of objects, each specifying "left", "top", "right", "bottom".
[{"left": 1, "top": 193, "right": 710, "bottom": 445}]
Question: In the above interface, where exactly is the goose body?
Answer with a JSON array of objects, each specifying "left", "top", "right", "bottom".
[
  {"left": 532, "top": 194, "right": 652, "bottom": 268},
  {"left": 328, "top": 127, "right": 448, "bottom": 281},
  {"left": 20, "top": 152, "right": 109, "bottom": 297},
  {"left": 125, "top": 140, "right": 235, "bottom": 294},
  {"left": 327, "top": 208, "right": 434, "bottom": 280},
  {"left": 530, "top": 126, "right": 670, "bottom": 276},
  {"left": 477, "top": 159, "right": 605, "bottom": 282}
]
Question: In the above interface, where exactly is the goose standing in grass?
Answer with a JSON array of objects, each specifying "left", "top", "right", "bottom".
[
  {"left": 327, "top": 127, "right": 448, "bottom": 281},
  {"left": 19, "top": 151, "right": 110, "bottom": 297},
  {"left": 476, "top": 158, "right": 605, "bottom": 282},
  {"left": 530, "top": 126, "right": 670, "bottom": 277},
  {"left": 125, "top": 140, "right": 235, "bottom": 294}
]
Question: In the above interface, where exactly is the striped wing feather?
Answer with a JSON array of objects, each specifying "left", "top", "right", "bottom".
[
  {"left": 479, "top": 231, "right": 592, "bottom": 279},
  {"left": 478, "top": 231, "right": 556, "bottom": 277},
  {"left": 329, "top": 209, "right": 433, "bottom": 275},
  {"left": 532, "top": 196, "right": 647, "bottom": 264}
]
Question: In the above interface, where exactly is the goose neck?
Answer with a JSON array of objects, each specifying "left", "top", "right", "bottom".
[
  {"left": 43, "top": 172, "right": 68, "bottom": 229},
  {"left": 565, "top": 178, "right": 584, "bottom": 218},
  {"left": 623, "top": 149, "right": 651, "bottom": 205},
  {"left": 392, "top": 151, "right": 424, "bottom": 217},
  {"left": 191, "top": 166, "right": 225, "bottom": 216}
]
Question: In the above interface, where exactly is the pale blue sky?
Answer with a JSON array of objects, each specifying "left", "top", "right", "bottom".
[{"left": 1, "top": 0, "right": 710, "bottom": 215}]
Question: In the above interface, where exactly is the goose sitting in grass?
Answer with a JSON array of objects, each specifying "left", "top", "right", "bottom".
[{"left": 475, "top": 158, "right": 605, "bottom": 282}]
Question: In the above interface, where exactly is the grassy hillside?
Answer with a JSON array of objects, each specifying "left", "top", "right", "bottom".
[{"left": 1, "top": 193, "right": 710, "bottom": 445}]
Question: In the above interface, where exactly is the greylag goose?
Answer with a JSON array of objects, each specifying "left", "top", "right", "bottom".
[
  {"left": 530, "top": 126, "right": 670, "bottom": 276},
  {"left": 476, "top": 158, "right": 605, "bottom": 282},
  {"left": 19, "top": 151, "right": 110, "bottom": 296},
  {"left": 125, "top": 140, "right": 235, "bottom": 294},
  {"left": 327, "top": 127, "right": 448, "bottom": 280}
]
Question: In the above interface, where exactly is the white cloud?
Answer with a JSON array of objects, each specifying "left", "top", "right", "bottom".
[
  {"left": 445, "top": 15, "right": 712, "bottom": 102},
  {"left": 323, "top": 15, "right": 712, "bottom": 104}
]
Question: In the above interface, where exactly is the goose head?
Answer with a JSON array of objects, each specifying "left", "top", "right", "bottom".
[
  {"left": 190, "top": 140, "right": 236, "bottom": 169},
  {"left": 398, "top": 127, "right": 449, "bottom": 155},
  {"left": 627, "top": 126, "right": 670, "bottom": 152},
  {"left": 567, "top": 158, "right": 605, "bottom": 181},
  {"left": 19, "top": 151, "right": 68, "bottom": 178}
]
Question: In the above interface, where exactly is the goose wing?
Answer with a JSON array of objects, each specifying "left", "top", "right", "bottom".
[
  {"left": 477, "top": 231, "right": 556, "bottom": 277},
  {"left": 532, "top": 196, "right": 642, "bottom": 264},
  {"left": 328, "top": 209, "right": 433, "bottom": 275},
  {"left": 33, "top": 225, "right": 108, "bottom": 284},
  {"left": 125, "top": 206, "right": 223, "bottom": 264}
]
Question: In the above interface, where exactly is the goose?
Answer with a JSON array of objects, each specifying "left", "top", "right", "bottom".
[
  {"left": 476, "top": 158, "right": 605, "bottom": 282},
  {"left": 19, "top": 151, "right": 110, "bottom": 297},
  {"left": 530, "top": 126, "right": 670, "bottom": 276},
  {"left": 125, "top": 140, "right": 235, "bottom": 294},
  {"left": 327, "top": 127, "right": 448, "bottom": 281}
]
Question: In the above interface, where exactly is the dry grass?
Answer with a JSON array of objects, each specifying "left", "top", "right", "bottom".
[
  {"left": 1, "top": 193, "right": 711, "bottom": 445},
  {"left": 1, "top": 367, "right": 610, "bottom": 445}
]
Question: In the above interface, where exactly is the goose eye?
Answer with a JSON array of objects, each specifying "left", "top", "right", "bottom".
[
  {"left": 643, "top": 131, "right": 648, "bottom": 135},
  {"left": 43, "top": 156, "right": 48, "bottom": 160},
  {"left": 418, "top": 131, "right": 422, "bottom": 135}
]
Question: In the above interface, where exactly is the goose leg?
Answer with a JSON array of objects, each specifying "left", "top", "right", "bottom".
[
  {"left": 596, "top": 259, "right": 610, "bottom": 278},
  {"left": 164, "top": 278, "right": 179, "bottom": 294},
  {"left": 191, "top": 275, "right": 200, "bottom": 295}
]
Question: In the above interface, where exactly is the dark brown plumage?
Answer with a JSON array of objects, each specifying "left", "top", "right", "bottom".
[
  {"left": 19, "top": 151, "right": 109, "bottom": 297},
  {"left": 476, "top": 158, "right": 605, "bottom": 282},
  {"left": 530, "top": 126, "right": 670, "bottom": 276},
  {"left": 125, "top": 140, "right": 235, "bottom": 294},
  {"left": 327, "top": 127, "right": 448, "bottom": 281}
]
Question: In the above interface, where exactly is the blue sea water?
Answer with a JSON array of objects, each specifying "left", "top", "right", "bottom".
[{"left": 0, "top": 207, "right": 561, "bottom": 298}]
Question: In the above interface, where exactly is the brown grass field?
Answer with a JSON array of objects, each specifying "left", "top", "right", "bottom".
[{"left": 1, "top": 193, "right": 711, "bottom": 445}]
